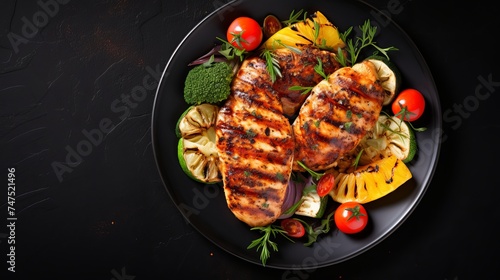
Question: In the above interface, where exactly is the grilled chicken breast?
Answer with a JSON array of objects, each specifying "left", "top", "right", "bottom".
[
  {"left": 272, "top": 46, "right": 341, "bottom": 116},
  {"left": 216, "top": 57, "right": 295, "bottom": 227},
  {"left": 292, "top": 61, "right": 385, "bottom": 171}
]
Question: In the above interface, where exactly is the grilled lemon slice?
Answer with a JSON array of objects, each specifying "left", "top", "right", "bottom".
[
  {"left": 261, "top": 11, "right": 345, "bottom": 51},
  {"left": 329, "top": 155, "right": 412, "bottom": 204}
]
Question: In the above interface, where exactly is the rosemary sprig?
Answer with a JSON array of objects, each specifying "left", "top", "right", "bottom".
[
  {"left": 382, "top": 110, "right": 427, "bottom": 132},
  {"left": 314, "top": 57, "right": 328, "bottom": 79},
  {"left": 272, "top": 39, "right": 303, "bottom": 54},
  {"left": 335, "top": 47, "right": 349, "bottom": 68},
  {"left": 288, "top": 57, "right": 327, "bottom": 94},
  {"left": 261, "top": 40, "right": 301, "bottom": 83},
  {"left": 378, "top": 114, "right": 410, "bottom": 144},
  {"left": 282, "top": 9, "right": 306, "bottom": 26},
  {"left": 393, "top": 105, "right": 427, "bottom": 132},
  {"left": 260, "top": 49, "right": 281, "bottom": 83},
  {"left": 289, "top": 85, "right": 313, "bottom": 95},
  {"left": 312, "top": 20, "right": 329, "bottom": 50},
  {"left": 247, "top": 224, "right": 292, "bottom": 266},
  {"left": 337, "top": 19, "right": 398, "bottom": 66}
]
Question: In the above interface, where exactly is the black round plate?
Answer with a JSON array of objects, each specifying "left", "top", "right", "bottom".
[{"left": 151, "top": 0, "right": 441, "bottom": 269}]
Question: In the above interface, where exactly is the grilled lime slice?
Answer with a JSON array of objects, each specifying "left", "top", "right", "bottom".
[
  {"left": 175, "top": 105, "right": 193, "bottom": 138},
  {"left": 366, "top": 56, "right": 402, "bottom": 105},
  {"left": 177, "top": 103, "right": 219, "bottom": 139},
  {"left": 357, "top": 114, "right": 417, "bottom": 164},
  {"left": 176, "top": 104, "right": 221, "bottom": 183},
  {"left": 295, "top": 192, "right": 328, "bottom": 218}
]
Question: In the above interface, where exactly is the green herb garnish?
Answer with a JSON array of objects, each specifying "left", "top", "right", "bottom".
[
  {"left": 352, "top": 149, "right": 364, "bottom": 170},
  {"left": 314, "top": 57, "right": 328, "bottom": 79},
  {"left": 289, "top": 85, "right": 313, "bottom": 95},
  {"left": 296, "top": 212, "right": 334, "bottom": 246},
  {"left": 247, "top": 225, "right": 292, "bottom": 266},
  {"left": 260, "top": 49, "right": 281, "bottom": 83},
  {"left": 296, "top": 160, "right": 324, "bottom": 180},
  {"left": 282, "top": 9, "right": 306, "bottom": 26},
  {"left": 217, "top": 37, "right": 248, "bottom": 61},
  {"left": 337, "top": 19, "right": 398, "bottom": 66}
]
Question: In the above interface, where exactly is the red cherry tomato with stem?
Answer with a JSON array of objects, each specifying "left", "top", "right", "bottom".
[
  {"left": 391, "top": 88, "right": 426, "bottom": 122},
  {"left": 227, "top": 17, "right": 263, "bottom": 51},
  {"left": 316, "top": 173, "right": 335, "bottom": 197},
  {"left": 334, "top": 202, "right": 368, "bottom": 234},
  {"left": 280, "top": 218, "right": 305, "bottom": 238}
]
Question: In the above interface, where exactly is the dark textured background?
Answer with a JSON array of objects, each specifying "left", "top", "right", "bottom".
[{"left": 1, "top": 0, "right": 499, "bottom": 279}]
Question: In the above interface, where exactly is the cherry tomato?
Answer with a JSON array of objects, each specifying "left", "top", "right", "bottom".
[
  {"left": 280, "top": 218, "right": 305, "bottom": 238},
  {"left": 334, "top": 202, "right": 368, "bottom": 234},
  {"left": 316, "top": 173, "right": 335, "bottom": 197},
  {"left": 227, "top": 17, "right": 263, "bottom": 51},
  {"left": 391, "top": 88, "right": 426, "bottom": 122}
]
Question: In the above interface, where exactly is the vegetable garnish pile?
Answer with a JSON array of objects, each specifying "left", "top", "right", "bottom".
[{"left": 176, "top": 9, "right": 427, "bottom": 266}]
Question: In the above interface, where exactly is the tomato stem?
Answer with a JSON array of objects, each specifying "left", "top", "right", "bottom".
[
  {"left": 346, "top": 205, "right": 366, "bottom": 221},
  {"left": 230, "top": 31, "right": 249, "bottom": 49}
]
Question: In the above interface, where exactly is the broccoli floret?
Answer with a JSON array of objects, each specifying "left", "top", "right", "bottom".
[{"left": 183, "top": 62, "right": 233, "bottom": 104}]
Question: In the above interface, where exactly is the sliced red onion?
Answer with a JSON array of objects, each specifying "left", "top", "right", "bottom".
[
  {"left": 280, "top": 180, "right": 296, "bottom": 215},
  {"left": 279, "top": 173, "right": 308, "bottom": 219},
  {"left": 188, "top": 45, "right": 227, "bottom": 66}
]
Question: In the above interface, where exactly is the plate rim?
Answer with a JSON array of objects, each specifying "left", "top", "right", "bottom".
[{"left": 150, "top": 0, "right": 442, "bottom": 269}]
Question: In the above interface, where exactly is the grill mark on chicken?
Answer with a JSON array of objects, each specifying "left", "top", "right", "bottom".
[
  {"left": 227, "top": 199, "right": 277, "bottom": 219},
  {"left": 292, "top": 61, "right": 385, "bottom": 171},
  {"left": 216, "top": 50, "right": 386, "bottom": 226},
  {"left": 216, "top": 56, "right": 294, "bottom": 227},
  {"left": 226, "top": 166, "right": 288, "bottom": 189},
  {"left": 271, "top": 46, "right": 341, "bottom": 116},
  {"left": 218, "top": 133, "right": 293, "bottom": 167}
]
